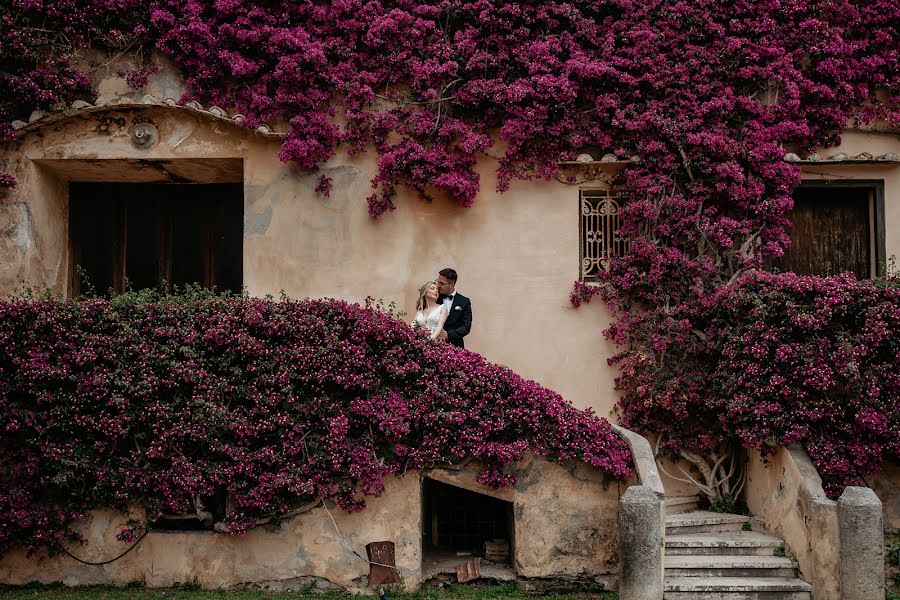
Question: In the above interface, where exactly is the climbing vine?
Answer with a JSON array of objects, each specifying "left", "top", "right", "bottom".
[
  {"left": 0, "top": 291, "right": 631, "bottom": 557},
  {"left": 575, "top": 271, "right": 900, "bottom": 498},
  {"left": 1, "top": 1, "right": 898, "bottom": 499}
]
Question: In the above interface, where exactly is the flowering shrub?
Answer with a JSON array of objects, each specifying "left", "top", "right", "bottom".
[
  {"left": 1, "top": 0, "right": 898, "bottom": 502},
  {"left": 1, "top": 1, "right": 897, "bottom": 224},
  {"left": 578, "top": 271, "right": 900, "bottom": 498},
  {"left": 0, "top": 292, "right": 631, "bottom": 557}
]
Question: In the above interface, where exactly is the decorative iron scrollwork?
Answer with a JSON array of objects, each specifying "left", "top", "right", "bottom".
[{"left": 579, "top": 189, "right": 629, "bottom": 280}]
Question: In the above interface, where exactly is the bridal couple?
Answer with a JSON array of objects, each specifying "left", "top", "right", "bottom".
[{"left": 411, "top": 268, "right": 473, "bottom": 348}]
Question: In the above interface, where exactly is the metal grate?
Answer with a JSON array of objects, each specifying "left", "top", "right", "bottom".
[{"left": 579, "top": 188, "right": 629, "bottom": 280}]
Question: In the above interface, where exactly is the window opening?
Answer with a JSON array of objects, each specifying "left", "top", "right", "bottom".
[
  {"left": 152, "top": 489, "right": 228, "bottom": 531},
  {"left": 579, "top": 188, "right": 629, "bottom": 280},
  {"left": 776, "top": 182, "right": 884, "bottom": 279},
  {"left": 69, "top": 183, "right": 243, "bottom": 296}
]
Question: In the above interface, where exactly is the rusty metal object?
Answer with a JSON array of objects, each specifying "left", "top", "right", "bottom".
[
  {"left": 366, "top": 541, "right": 400, "bottom": 586},
  {"left": 456, "top": 557, "right": 481, "bottom": 583}
]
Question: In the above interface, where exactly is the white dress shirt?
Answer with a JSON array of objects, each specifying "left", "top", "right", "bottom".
[{"left": 442, "top": 292, "right": 455, "bottom": 311}]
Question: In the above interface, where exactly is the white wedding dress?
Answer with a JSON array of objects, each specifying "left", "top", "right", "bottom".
[{"left": 415, "top": 306, "right": 447, "bottom": 335}]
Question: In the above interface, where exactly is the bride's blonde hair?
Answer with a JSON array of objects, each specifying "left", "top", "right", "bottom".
[{"left": 416, "top": 280, "right": 436, "bottom": 312}]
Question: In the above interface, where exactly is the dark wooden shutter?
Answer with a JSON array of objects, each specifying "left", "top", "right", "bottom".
[
  {"left": 69, "top": 183, "right": 243, "bottom": 296},
  {"left": 777, "top": 186, "right": 872, "bottom": 279}
]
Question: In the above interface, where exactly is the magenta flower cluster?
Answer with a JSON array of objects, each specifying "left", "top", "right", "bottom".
[
  {"left": 1, "top": 0, "right": 897, "bottom": 222},
  {"left": 0, "top": 294, "right": 631, "bottom": 557},
  {"left": 1, "top": 0, "right": 897, "bottom": 503},
  {"left": 577, "top": 271, "right": 899, "bottom": 498}
]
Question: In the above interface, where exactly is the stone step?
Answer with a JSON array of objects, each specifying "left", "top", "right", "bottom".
[
  {"left": 665, "top": 511, "right": 750, "bottom": 535},
  {"left": 665, "top": 555, "right": 795, "bottom": 578},
  {"left": 665, "top": 495, "right": 701, "bottom": 514},
  {"left": 665, "top": 592, "right": 810, "bottom": 600},
  {"left": 664, "top": 576, "right": 811, "bottom": 599},
  {"left": 665, "top": 531, "right": 783, "bottom": 556}
]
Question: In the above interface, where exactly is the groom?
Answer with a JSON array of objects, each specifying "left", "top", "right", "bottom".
[{"left": 435, "top": 267, "right": 472, "bottom": 348}]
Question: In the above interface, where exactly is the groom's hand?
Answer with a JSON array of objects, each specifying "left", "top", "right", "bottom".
[{"left": 437, "top": 330, "right": 448, "bottom": 340}]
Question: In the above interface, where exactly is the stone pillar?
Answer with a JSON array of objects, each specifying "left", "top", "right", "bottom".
[
  {"left": 619, "top": 485, "right": 664, "bottom": 600},
  {"left": 838, "top": 486, "right": 883, "bottom": 600}
]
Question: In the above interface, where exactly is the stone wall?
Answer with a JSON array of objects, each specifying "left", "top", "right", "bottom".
[
  {"left": 871, "top": 461, "right": 900, "bottom": 532},
  {"left": 0, "top": 456, "right": 628, "bottom": 590}
]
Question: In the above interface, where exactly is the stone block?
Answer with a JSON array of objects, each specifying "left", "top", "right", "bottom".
[
  {"left": 619, "top": 485, "right": 664, "bottom": 600},
  {"left": 838, "top": 486, "right": 883, "bottom": 600}
]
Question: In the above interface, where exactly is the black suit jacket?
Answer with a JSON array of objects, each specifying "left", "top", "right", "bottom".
[{"left": 442, "top": 293, "right": 472, "bottom": 348}]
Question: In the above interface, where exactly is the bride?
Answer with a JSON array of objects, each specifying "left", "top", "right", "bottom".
[{"left": 411, "top": 280, "right": 449, "bottom": 339}]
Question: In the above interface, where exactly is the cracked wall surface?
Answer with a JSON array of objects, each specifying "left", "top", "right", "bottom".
[
  {"left": 0, "top": 100, "right": 624, "bottom": 415},
  {"left": 0, "top": 459, "right": 628, "bottom": 590}
]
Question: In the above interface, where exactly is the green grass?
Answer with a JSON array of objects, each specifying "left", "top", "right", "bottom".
[{"left": 0, "top": 583, "right": 618, "bottom": 600}]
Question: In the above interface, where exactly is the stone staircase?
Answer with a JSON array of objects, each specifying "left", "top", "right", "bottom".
[{"left": 663, "top": 496, "right": 812, "bottom": 600}]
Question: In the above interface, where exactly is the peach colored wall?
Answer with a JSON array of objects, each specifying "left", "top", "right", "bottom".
[
  {"left": 241, "top": 141, "right": 621, "bottom": 414},
  {"left": 0, "top": 104, "right": 621, "bottom": 416},
  {"left": 1, "top": 59, "right": 898, "bottom": 496},
  {"left": 0, "top": 459, "right": 626, "bottom": 590},
  {"left": 3, "top": 56, "right": 899, "bottom": 420},
  {"left": 745, "top": 445, "right": 840, "bottom": 600},
  {"left": 0, "top": 476, "right": 422, "bottom": 592},
  {"left": 428, "top": 455, "right": 631, "bottom": 582}
]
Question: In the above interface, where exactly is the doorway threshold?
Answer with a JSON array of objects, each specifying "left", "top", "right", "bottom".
[{"left": 422, "top": 549, "right": 515, "bottom": 582}]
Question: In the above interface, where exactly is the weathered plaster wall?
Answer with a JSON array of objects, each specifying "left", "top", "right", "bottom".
[
  {"left": 428, "top": 455, "right": 631, "bottom": 582},
  {"left": 745, "top": 445, "right": 840, "bottom": 600},
  {"left": 241, "top": 144, "right": 621, "bottom": 415},
  {"left": 0, "top": 457, "right": 627, "bottom": 590},
  {"left": 0, "top": 102, "right": 620, "bottom": 416},
  {"left": 0, "top": 158, "right": 68, "bottom": 294},
  {"left": 871, "top": 461, "right": 900, "bottom": 532},
  {"left": 4, "top": 58, "right": 900, "bottom": 420},
  {"left": 0, "top": 106, "right": 248, "bottom": 294},
  {"left": 0, "top": 61, "right": 631, "bottom": 590},
  {"left": 0, "top": 475, "right": 422, "bottom": 591}
]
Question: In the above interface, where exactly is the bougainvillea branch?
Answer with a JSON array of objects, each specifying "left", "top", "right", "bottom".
[
  {"left": 0, "top": 292, "right": 631, "bottom": 557},
  {"left": 1, "top": 0, "right": 898, "bottom": 503},
  {"left": 576, "top": 271, "right": 900, "bottom": 498}
]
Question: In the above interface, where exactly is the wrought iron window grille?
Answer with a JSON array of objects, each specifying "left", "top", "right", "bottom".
[{"left": 579, "top": 188, "right": 630, "bottom": 280}]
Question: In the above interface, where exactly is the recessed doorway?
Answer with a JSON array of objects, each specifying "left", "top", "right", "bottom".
[{"left": 422, "top": 478, "right": 515, "bottom": 582}]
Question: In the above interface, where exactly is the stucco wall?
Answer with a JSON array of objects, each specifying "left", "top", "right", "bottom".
[
  {"left": 0, "top": 457, "right": 627, "bottom": 590},
  {"left": 427, "top": 455, "right": 630, "bottom": 582},
  {"left": 871, "top": 461, "right": 900, "bottom": 532},
  {"left": 745, "top": 445, "right": 840, "bottom": 600},
  {"left": 3, "top": 59, "right": 899, "bottom": 419},
  {"left": 0, "top": 475, "right": 422, "bottom": 591},
  {"left": 242, "top": 146, "right": 623, "bottom": 415},
  {"left": 0, "top": 101, "right": 621, "bottom": 416}
]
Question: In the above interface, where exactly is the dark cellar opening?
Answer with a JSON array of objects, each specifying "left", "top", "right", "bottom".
[{"left": 423, "top": 478, "right": 514, "bottom": 567}]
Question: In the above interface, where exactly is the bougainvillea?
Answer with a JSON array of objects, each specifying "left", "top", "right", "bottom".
[
  {"left": 1, "top": 0, "right": 898, "bottom": 501},
  {"left": 0, "top": 292, "right": 631, "bottom": 557},
  {"left": 1, "top": 0, "right": 897, "bottom": 221},
  {"left": 575, "top": 271, "right": 900, "bottom": 498}
]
